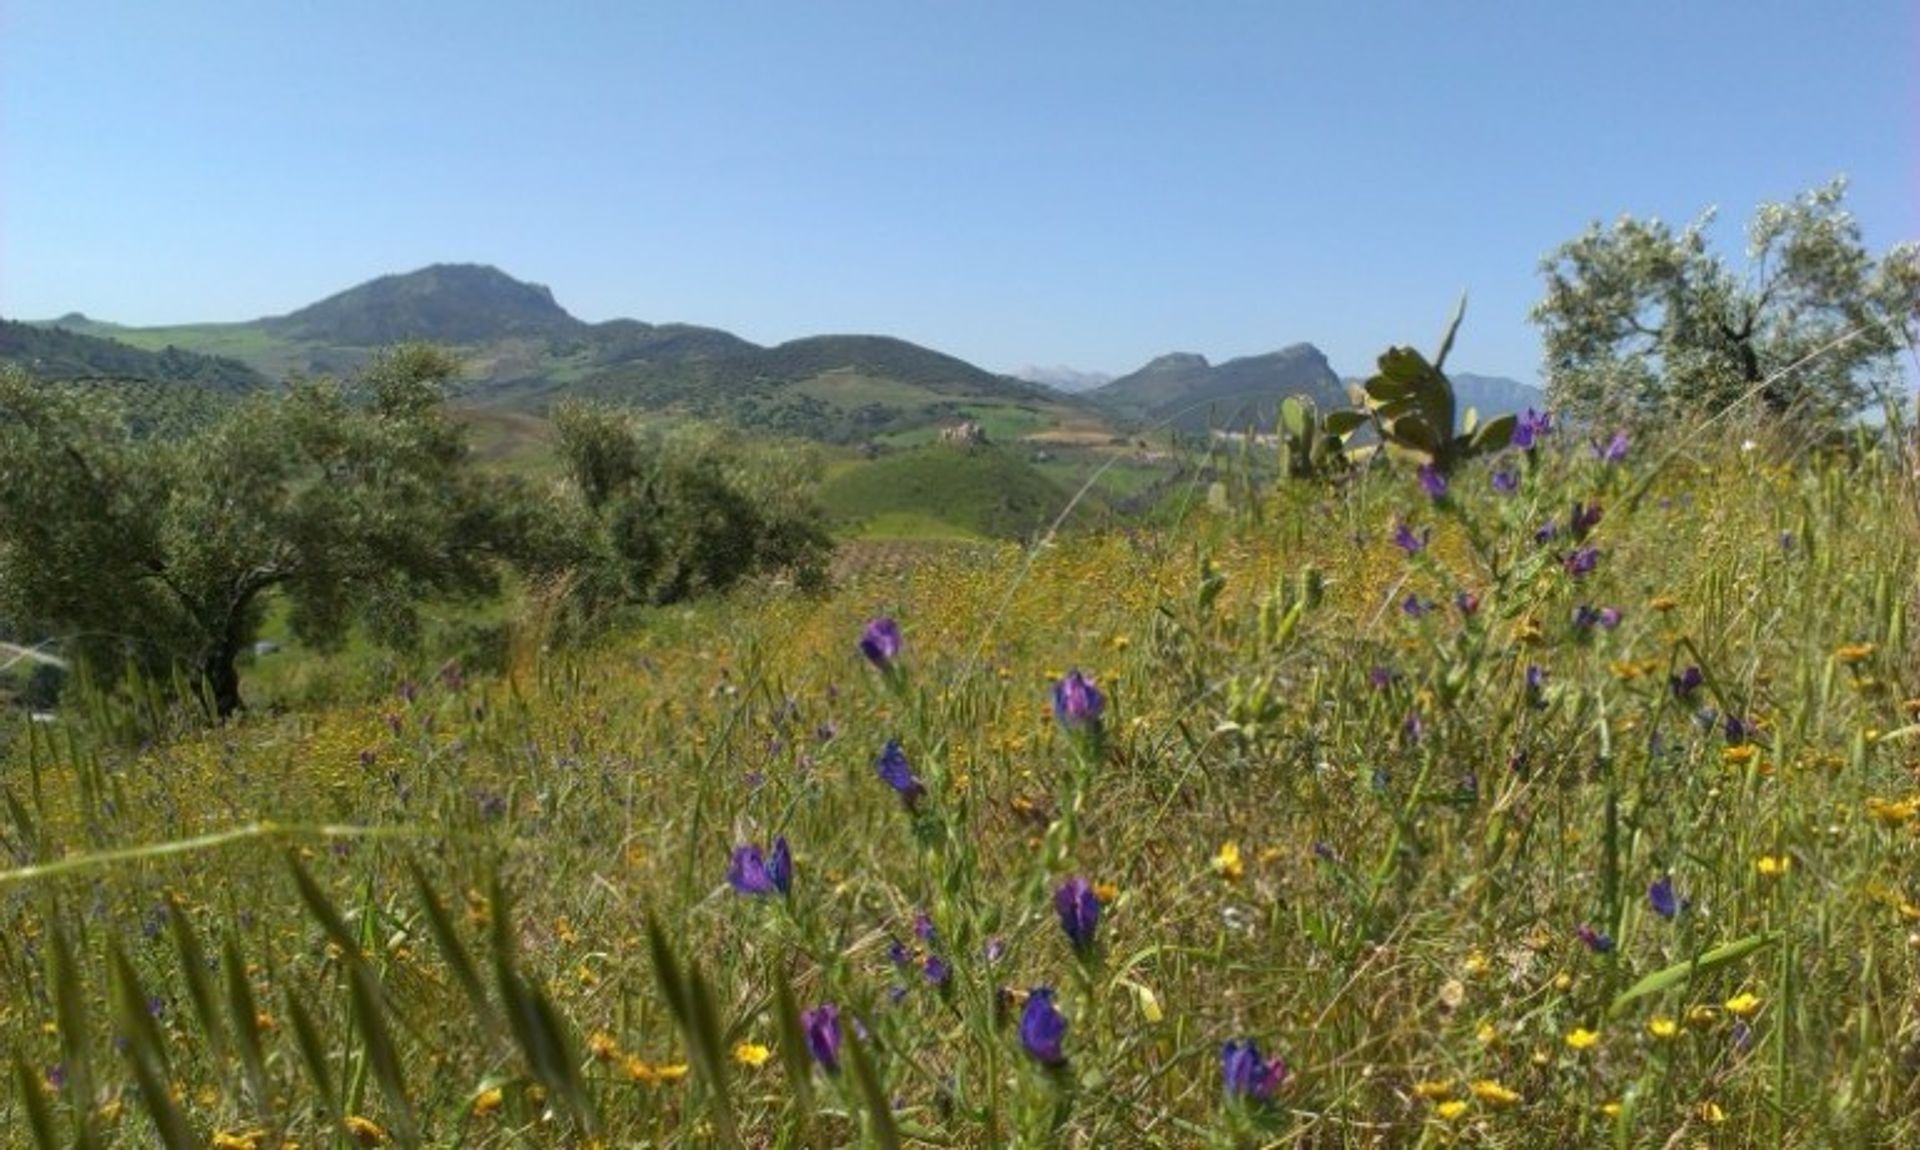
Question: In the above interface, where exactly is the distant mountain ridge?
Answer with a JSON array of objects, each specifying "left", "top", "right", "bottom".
[
  {"left": 266, "top": 263, "right": 581, "bottom": 345},
  {"left": 1088, "top": 343, "right": 1350, "bottom": 432},
  {"left": 1014, "top": 365, "right": 1114, "bottom": 392}
]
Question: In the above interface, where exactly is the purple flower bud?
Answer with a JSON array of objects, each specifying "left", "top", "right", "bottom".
[
  {"left": 1670, "top": 666, "right": 1703, "bottom": 699},
  {"left": 1512, "top": 408, "right": 1553, "bottom": 449},
  {"left": 1392, "top": 520, "right": 1430, "bottom": 556},
  {"left": 1594, "top": 430, "right": 1630, "bottom": 464},
  {"left": 1054, "top": 877, "right": 1101, "bottom": 953},
  {"left": 1573, "top": 605, "right": 1602, "bottom": 630},
  {"left": 1401, "top": 594, "right": 1431, "bottom": 619},
  {"left": 1571, "top": 501, "right": 1603, "bottom": 539},
  {"left": 984, "top": 936, "right": 1007, "bottom": 964},
  {"left": 801, "top": 1003, "right": 842, "bottom": 1073},
  {"left": 1564, "top": 546, "right": 1599, "bottom": 577},
  {"left": 1576, "top": 923, "right": 1615, "bottom": 953},
  {"left": 1492, "top": 468, "right": 1519, "bottom": 494},
  {"left": 876, "top": 740, "right": 926, "bottom": 809},
  {"left": 1648, "top": 876, "right": 1687, "bottom": 920},
  {"left": 1534, "top": 519, "right": 1560, "bottom": 544},
  {"left": 1417, "top": 464, "right": 1448, "bottom": 500},
  {"left": 859, "top": 618, "right": 903, "bottom": 669},
  {"left": 1598, "top": 607, "right": 1622, "bottom": 629},
  {"left": 1368, "top": 665, "right": 1395, "bottom": 691},
  {"left": 1052, "top": 671, "right": 1105, "bottom": 727},
  {"left": 1019, "top": 988, "right": 1068, "bottom": 1066},
  {"left": 1456, "top": 592, "right": 1480, "bottom": 617},
  {"left": 727, "top": 840, "right": 790, "bottom": 897},
  {"left": 923, "top": 954, "right": 951, "bottom": 987},
  {"left": 1221, "top": 1039, "right": 1288, "bottom": 1103},
  {"left": 887, "top": 939, "right": 911, "bottom": 967}
]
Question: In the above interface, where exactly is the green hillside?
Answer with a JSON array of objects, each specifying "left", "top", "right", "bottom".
[
  {"left": 0, "top": 317, "right": 267, "bottom": 391},
  {"left": 817, "top": 443, "right": 1082, "bottom": 539},
  {"left": 33, "top": 265, "right": 1120, "bottom": 448}
]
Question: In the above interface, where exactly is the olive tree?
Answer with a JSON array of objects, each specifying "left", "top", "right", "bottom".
[
  {"left": 1532, "top": 178, "right": 1920, "bottom": 427},
  {"left": 0, "top": 345, "right": 526, "bottom": 718}
]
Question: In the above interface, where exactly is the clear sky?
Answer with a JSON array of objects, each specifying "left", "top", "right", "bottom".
[{"left": 3, "top": 1, "right": 1914, "bottom": 384}]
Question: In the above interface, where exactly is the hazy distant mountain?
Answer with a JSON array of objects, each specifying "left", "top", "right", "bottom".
[
  {"left": 1088, "top": 343, "right": 1348, "bottom": 431},
  {"left": 1449, "top": 372, "right": 1545, "bottom": 417},
  {"left": 1013, "top": 365, "right": 1114, "bottom": 393}
]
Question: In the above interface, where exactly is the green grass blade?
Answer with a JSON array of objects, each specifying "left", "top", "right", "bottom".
[
  {"left": 107, "top": 944, "right": 196, "bottom": 1149},
  {"left": 770, "top": 967, "right": 818, "bottom": 1134},
  {"left": 14, "top": 1053, "right": 62, "bottom": 1150},
  {"left": 843, "top": 1022, "right": 903, "bottom": 1150},
  {"left": 165, "top": 895, "right": 230, "bottom": 1076},
  {"left": 283, "top": 985, "right": 341, "bottom": 1123},
  {"left": 1608, "top": 933, "right": 1777, "bottom": 1017},
  {"left": 221, "top": 937, "right": 275, "bottom": 1126},
  {"left": 486, "top": 872, "right": 599, "bottom": 1137},
  {"left": 406, "top": 857, "right": 503, "bottom": 1043},
  {"left": 645, "top": 914, "right": 741, "bottom": 1148},
  {"left": 347, "top": 961, "right": 420, "bottom": 1147},
  {"left": 46, "top": 922, "right": 100, "bottom": 1150}
]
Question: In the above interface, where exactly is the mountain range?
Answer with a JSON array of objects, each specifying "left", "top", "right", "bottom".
[{"left": 11, "top": 263, "right": 1538, "bottom": 443}]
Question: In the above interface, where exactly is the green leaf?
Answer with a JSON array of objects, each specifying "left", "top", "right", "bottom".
[
  {"left": 1469, "top": 412, "right": 1518, "bottom": 455},
  {"left": 843, "top": 1023, "right": 903, "bottom": 1150},
  {"left": 1434, "top": 292, "right": 1468, "bottom": 372},
  {"left": 1323, "top": 409, "right": 1368, "bottom": 437},
  {"left": 222, "top": 937, "right": 275, "bottom": 1125},
  {"left": 14, "top": 1053, "right": 62, "bottom": 1150},
  {"left": 1608, "top": 933, "right": 1776, "bottom": 1017}
]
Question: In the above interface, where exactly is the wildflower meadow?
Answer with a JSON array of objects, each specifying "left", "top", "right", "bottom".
[{"left": 4, "top": 413, "right": 1920, "bottom": 1148}]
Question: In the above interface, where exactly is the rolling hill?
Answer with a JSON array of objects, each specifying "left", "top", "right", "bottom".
[
  {"left": 35, "top": 265, "right": 1109, "bottom": 447},
  {"left": 0, "top": 317, "right": 267, "bottom": 391}
]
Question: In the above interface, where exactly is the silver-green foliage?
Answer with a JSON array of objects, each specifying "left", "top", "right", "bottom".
[
  {"left": 0, "top": 345, "right": 520, "bottom": 717},
  {"left": 1531, "top": 177, "right": 1920, "bottom": 426}
]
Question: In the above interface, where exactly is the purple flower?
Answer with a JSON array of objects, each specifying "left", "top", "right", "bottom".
[
  {"left": 1594, "top": 430, "right": 1630, "bottom": 464},
  {"left": 1019, "top": 988, "right": 1068, "bottom": 1066},
  {"left": 1723, "top": 714, "right": 1751, "bottom": 744},
  {"left": 1576, "top": 923, "right": 1615, "bottom": 953},
  {"left": 887, "top": 939, "right": 911, "bottom": 967},
  {"left": 1401, "top": 594, "right": 1431, "bottom": 619},
  {"left": 727, "top": 838, "right": 791, "bottom": 897},
  {"left": 1368, "top": 666, "right": 1396, "bottom": 691},
  {"left": 859, "top": 617, "right": 903, "bottom": 669},
  {"left": 1534, "top": 519, "right": 1560, "bottom": 544},
  {"left": 1456, "top": 592, "right": 1480, "bottom": 617},
  {"left": 1564, "top": 546, "right": 1599, "bottom": 577},
  {"left": 923, "top": 954, "right": 951, "bottom": 987},
  {"left": 1400, "top": 711, "right": 1425, "bottom": 745},
  {"left": 801, "top": 1003, "right": 842, "bottom": 1073},
  {"left": 1512, "top": 408, "right": 1553, "bottom": 449},
  {"left": 1573, "top": 605, "right": 1602, "bottom": 630},
  {"left": 1221, "top": 1039, "right": 1288, "bottom": 1103},
  {"left": 1571, "top": 500, "right": 1603, "bottom": 540},
  {"left": 1526, "top": 664, "right": 1548, "bottom": 691},
  {"left": 1648, "top": 876, "right": 1686, "bottom": 920},
  {"left": 913, "top": 911, "right": 938, "bottom": 944},
  {"left": 1670, "top": 666, "right": 1703, "bottom": 699},
  {"left": 1598, "top": 607, "right": 1623, "bottom": 629},
  {"left": 1417, "top": 464, "right": 1448, "bottom": 500},
  {"left": 1052, "top": 671, "right": 1105, "bottom": 727},
  {"left": 1392, "top": 520, "right": 1429, "bottom": 556},
  {"left": 1732, "top": 1019, "right": 1754, "bottom": 1054},
  {"left": 1054, "top": 876, "right": 1101, "bottom": 953},
  {"left": 984, "top": 936, "right": 1007, "bottom": 964},
  {"left": 876, "top": 740, "right": 926, "bottom": 808},
  {"left": 1492, "top": 468, "right": 1519, "bottom": 495}
]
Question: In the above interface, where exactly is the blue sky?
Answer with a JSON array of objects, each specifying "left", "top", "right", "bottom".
[{"left": 3, "top": 1, "right": 1913, "bottom": 383}]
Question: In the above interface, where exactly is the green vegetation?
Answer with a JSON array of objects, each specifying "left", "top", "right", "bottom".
[
  {"left": 817, "top": 443, "right": 1080, "bottom": 540},
  {"left": 4, "top": 408, "right": 1920, "bottom": 1145},
  {"left": 1533, "top": 177, "right": 1920, "bottom": 426},
  {"left": 0, "top": 318, "right": 267, "bottom": 392}
]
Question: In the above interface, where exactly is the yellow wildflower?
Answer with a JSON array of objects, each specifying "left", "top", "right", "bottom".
[
  {"left": 344, "top": 1116, "right": 386, "bottom": 1146},
  {"left": 1476, "top": 1020, "right": 1501, "bottom": 1046},
  {"left": 472, "top": 1087, "right": 504, "bottom": 1116},
  {"left": 586, "top": 1031, "right": 621, "bottom": 1062},
  {"left": 1686, "top": 1005, "right": 1720, "bottom": 1028},
  {"left": 1413, "top": 1079, "right": 1455, "bottom": 1100},
  {"left": 1696, "top": 1100, "right": 1727, "bottom": 1124},
  {"left": 1755, "top": 855, "right": 1791, "bottom": 878},
  {"left": 1565, "top": 1027, "right": 1599, "bottom": 1051},
  {"left": 1470, "top": 1079, "right": 1521, "bottom": 1107},
  {"left": 1462, "top": 951, "right": 1492, "bottom": 978},
  {"left": 1093, "top": 881, "right": 1121, "bottom": 904},
  {"left": 1212, "top": 841, "right": 1245, "bottom": 881},
  {"left": 1435, "top": 1100, "right": 1469, "bottom": 1121},
  {"left": 212, "top": 1132, "right": 263, "bottom": 1150},
  {"left": 1648, "top": 1016, "right": 1680, "bottom": 1040},
  {"left": 1867, "top": 798, "right": 1919, "bottom": 826},
  {"left": 1600, "top": 1101, "right": 1623, "bottom": 1118},
  {"left": 733, "top": 1042, "right": 772, "bottom": 1068},
  {"left": 1649, "top": 595, "right": 1678, "bottom": 612},
  {"left": 1724, "top": 992, "right": 1761, "bottom": 1017},
  {"left": 1836, "top": 642, "right": 1876, "bottom": 665},
  {"left": 1721, "top": 744, "right": 1757, "bottom": 767}
]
